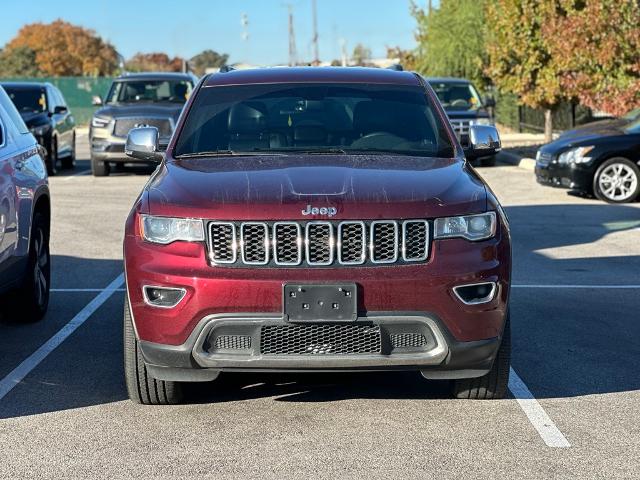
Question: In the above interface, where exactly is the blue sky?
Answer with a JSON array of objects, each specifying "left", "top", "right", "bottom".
[{"left": 0, "top": 0, "right": 434, "bottom": 65}]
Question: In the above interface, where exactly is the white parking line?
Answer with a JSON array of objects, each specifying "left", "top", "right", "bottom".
[
  {"left": 509, "top": 367, "right": 571, "bottom": 448},
  {"left": 0, "top": 274, "right": 124, "bottom": 402},
  {"left": 63, "top": 169, "right": 91, "bottom": 180}
]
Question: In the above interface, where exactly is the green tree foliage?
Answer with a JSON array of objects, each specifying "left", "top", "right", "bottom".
[
  {"left": 545, "top": 0, "right": 640, "bottom": 116},
  {"left": 485, "top": 0, "right": 564, "bottom": 141},
  {"left": 189, "top": 50, "right": 229, "bottom": 76},
  {"left": 352, "top": 44, "right": 372, "bottom": 66},
  {"left": 412, "top": 0, "right": 488, "bottom": 88},
  {"left": 0, "top": 46, "right": 39, "bottom": 77}
]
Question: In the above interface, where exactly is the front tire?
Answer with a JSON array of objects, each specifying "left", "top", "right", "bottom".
[
  {"left": 91, "top": 154, "right": 110, "bottom": 177},
  {"left": 480, "top": 155, "right": 497, "bottom": 167},
  {"left": 61, "top": 133, "right": 76, "bottom": 169},
  {"left": 6, "top": 212, "right": 51, "bottom": 322},
  {"left": 46, "top": 138, "right": 58, "bottom": 176},
  {"left": 452, "top": 313, "right": 511, "bottom": 400},
  {"left": 593, "top": 157, "right": 640, "bottom": 203},
  {"left": 123, "top": 296, "right": 183, "bottom": 405}
]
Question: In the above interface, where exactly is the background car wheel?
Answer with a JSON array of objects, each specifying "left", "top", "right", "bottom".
[
  {"left": 61, "top": 133, "right": 76, "bottom": 169},
  {"left": 593, "top": 157, "right": 640, "bottom": 203},
  {"left": 46, "top": 138, "right": 58, "bottom": 176},
  {"left": 123, "top": 296, "right": 184, "bottom": 405},
  {"left": 91, "top": 155, "right": 110, "bottom": 177},
  {"left": 452, "top": 313, "right": 510, "bottom": 400},
  {"left": 6, "top": 212, "right": 51, "bottom": 322}
]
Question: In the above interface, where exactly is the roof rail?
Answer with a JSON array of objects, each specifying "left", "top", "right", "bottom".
[
  {"left": 386, "top": 64, "right": 404, "bottom": 71},
  {"left": 218, "top": 65, "right": 235, "bottom": 73}
]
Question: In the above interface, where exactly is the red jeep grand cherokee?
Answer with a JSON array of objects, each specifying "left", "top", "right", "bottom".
[{"left": 123, "top": 67, "right": 510, "bottom": 405}]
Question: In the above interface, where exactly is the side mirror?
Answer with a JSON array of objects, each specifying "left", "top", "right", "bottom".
[
  {"left": 484, "top": 97, "right": 496, "bottom": 108},
  {"left": 53, "top": 105, "right": 68, "bottom": 114},
  {"left": 125, "top": 127, "right": 163, "bottom": 162},
  {"left": 92, "top": 95, "right": 103, "bottom": 106},
  {"left": 466, "top": 125, "right": 501, "bottom": 160}
]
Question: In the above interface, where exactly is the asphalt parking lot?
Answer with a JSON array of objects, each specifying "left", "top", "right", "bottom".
[{"left": 1, "top": 133, "right": 639, "bottom": 479}]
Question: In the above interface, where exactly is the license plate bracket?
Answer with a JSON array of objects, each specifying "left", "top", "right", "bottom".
[{"left": 283, "top": 283, "right": 358, "bottom": 322}]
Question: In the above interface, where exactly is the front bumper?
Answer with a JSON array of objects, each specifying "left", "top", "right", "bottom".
[
  {"left": 138, "top": 312, "right": 503, "bottom": 382},
  {"left": 535, "top": 160, "right": 593, "bottom": 192}
]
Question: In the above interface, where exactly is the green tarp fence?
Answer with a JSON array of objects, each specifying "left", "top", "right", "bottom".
[{"left": 0, "top": 77, "right": 114, "bottom": 126}]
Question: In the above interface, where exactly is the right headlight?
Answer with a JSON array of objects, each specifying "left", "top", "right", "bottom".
[
  {"left": 140, "top": 215, "right": 205, "bottom": 244},
  {"left": 434, "top": 212, "right": 497, "bottom": 241},
  {"left": 91, "top": 116, "right": 110, "bottom": 128},
  {"left": 557, "top": 146, "right": 594, "bottom": 164}
]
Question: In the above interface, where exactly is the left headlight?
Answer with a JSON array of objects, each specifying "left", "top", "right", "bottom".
[
  {"left": 558, "top": 146, "right": 594, "bottom": 164},
  {"left": 434, "top": 212, "right": 497, "bottom": 241},
  {"left": 140, "top": 215, "right": 205, "bottom": 244}
]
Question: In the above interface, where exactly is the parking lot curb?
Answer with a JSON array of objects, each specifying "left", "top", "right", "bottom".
[{"left": 498, "top": 151, "right": 537, "bottom": 171}]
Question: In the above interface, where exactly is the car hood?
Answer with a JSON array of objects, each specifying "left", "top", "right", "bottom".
[
  {"left": 146, "top": 155, "right": 487, "bottom": 220},
  {"left": 443, "top": 109, "right": 490, "bottom": 121},
  {"left": 20, "top": 111, "right": 50, "bottom": 128},
  {"left": 559, "top": 118, "right": 627, "bottom": 139},
  {"left": 94, "top": 103, "right": 184, "bottom": 120},
  {"left": 539, "top": 125, "right": 628, "bottom": 154}
]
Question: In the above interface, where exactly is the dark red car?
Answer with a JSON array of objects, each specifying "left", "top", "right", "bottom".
[{"left": 122, "top": 67, "right": 510, "bottom": 405}]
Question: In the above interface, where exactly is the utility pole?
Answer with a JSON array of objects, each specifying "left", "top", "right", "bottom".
[
  {"left": 311, "top": 0, "right": 319, "bottom": 65},
  {"left": 286, "top": 4, "right": 298, "bottom": 66}
]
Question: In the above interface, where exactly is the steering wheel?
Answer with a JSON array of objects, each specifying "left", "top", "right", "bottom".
[
  {"left": 351, "top": 131, "right": 405, "bottom": 149},
  {"left": 451, "top": 99, "right": 469, "bottom": 107}
]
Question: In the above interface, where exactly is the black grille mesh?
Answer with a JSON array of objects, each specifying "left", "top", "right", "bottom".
[
  {"left": 113, "top": 117, "right": 172, "bottom": 138},
  {"left": 307, "top": 223, "right": 332, "bottom": 264},
  {"left": 261, "top": 324, "right": 381, "bottom": 355},
  {"left": 403, "top": 221, "right": 428, "bottom": 260},
  {"left": 241, "top": 223, "right": 268, "bottom": 264},
  {"left": 274, "top": 223, "right": 301, "bottom": 264},
  {"left": 390, "top": 333, "right": 428, "bottom": 348},
  {"left": 209, "top": 223, "right": 235, "bottom": 262},
  {"left": 339, "top": 222, "right": 365, "bottom": 264},
  {"left": 214, "top": 335, "right": 252, "bottom": 350},
  {"left": 208, "top": 220, "right": 428, "bottom": 267},
  {"left": 371, "top": 222, "right": 397, "bottom": 262}
]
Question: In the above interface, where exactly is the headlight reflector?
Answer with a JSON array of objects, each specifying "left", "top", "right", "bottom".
[
  {"left": 91, "top": 116, "right": 110, "bottom": 128},
  {"left": 557, "top": 146, "right": 594, "bottom": 164},
  {"left": 470, "top": 118, "right": 493, "bottom": 126},
  {"left": 434, "top": 212, "right": 496, "bottom": 241},
  {"left": 140, "top": 215, "right": 205, "bottom": 244}
]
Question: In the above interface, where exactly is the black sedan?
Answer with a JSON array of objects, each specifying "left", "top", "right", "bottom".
[
  {"left": 536, "top": 114, "right": 640, "bottom": 203},
  {"left": 1, "top": 82, "right": 76, "bottom": 175}
]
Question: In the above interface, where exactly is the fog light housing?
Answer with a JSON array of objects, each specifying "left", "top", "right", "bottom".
[
  {"left": 142, "top": 285, "right": 186, "bottom": 308},
  {"left": 453, "top": 282, "right": 497, "bottom": 305}
]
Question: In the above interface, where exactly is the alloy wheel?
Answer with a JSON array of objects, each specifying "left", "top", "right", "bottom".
[{"left": 598, "top": 163, "right": 638, "bottom": 202}]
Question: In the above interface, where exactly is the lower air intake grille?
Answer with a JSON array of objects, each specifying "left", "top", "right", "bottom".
[
  {"left": 261, "top": 324, "right": 381, "bottom": 355},
  {"left": 214, "top": 335, "right": 252, "bottom": 350},
  {"left": 390, "top": 333, "right": 428, "bottom": 348}
]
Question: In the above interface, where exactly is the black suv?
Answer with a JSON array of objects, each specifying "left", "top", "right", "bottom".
[
  {"left": 89, "top": 72, "right": 196, "bottom": 176},
  {"left": 427, "top": 77, "right": 496, "bottom": 166},
  {"left": 1, "top": 82, "right": 76, "bottom": 175}
]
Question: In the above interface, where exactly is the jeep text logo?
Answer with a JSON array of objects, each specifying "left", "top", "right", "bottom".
[{"left": 301, "top": 205, "right": 337, "bottom": 217}]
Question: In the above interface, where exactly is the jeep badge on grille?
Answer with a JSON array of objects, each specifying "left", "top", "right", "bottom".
[{"left": 301, "top": 205, "right": 337, "bottom": 217}]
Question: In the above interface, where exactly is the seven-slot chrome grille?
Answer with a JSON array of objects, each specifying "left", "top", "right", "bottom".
[{"left": 207, "top": 220, "right": 430, "bottom": 267}]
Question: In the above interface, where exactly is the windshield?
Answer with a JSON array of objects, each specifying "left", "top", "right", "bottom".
[
  {"left": 4, "top": 87, "right": 47, "bottom": 113},
  {"left": 106, "top": 80, "right": 192, "bottom": 104},
  {"left": 174, "top": 83, "right": 455, "bottom": 158},
  {"left": 622, "top": 108, "right": 640, "bottom": 121},
  {"left": 428, "top": 81, "right": 482, "bottom": 111}
]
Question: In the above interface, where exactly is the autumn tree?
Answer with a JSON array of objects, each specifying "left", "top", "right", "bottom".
[
  {"left": 485, "top": 0, "right": 564, "bottom": 141},
  {"left": 545, "top": 0, "right": 640, "bottom": 116},
  {"left": 386, "top": 46, "right": 416, "bottom": 72},
  {"left": 189, "top": 50, "right": 229, "bottom": 76},
  {"left": 412, "top": 0, "right": 488, "bottom": 89},
  {"left": 0, "top": 46, "right": 39, "bottom": 77},
  {"left": 125, "top": 53, "right": 184, "bottom": 72},
  {"left": 352, "top": 44, "right": 372, "bottom": 66},
  {"left": 5, "top": 20, "right": 119, "bottom": 76}
]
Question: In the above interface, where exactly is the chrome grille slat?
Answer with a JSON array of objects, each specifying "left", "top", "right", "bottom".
[{"left": 207, "top": 220, "right": 429, "bottom": 267}]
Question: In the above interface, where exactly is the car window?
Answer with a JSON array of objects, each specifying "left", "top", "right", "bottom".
[
  {"left": 174, "top": 83, "right": 455, "bottom": 158},
  {"left": 3, "top": 86, "right": 47, "bottom": 114},
  {"left": 429, "top": 81, "right": 483, "bottom": 111},
  {"left": 0, "top": 87, "right": 30, "bottom": 135},
  {"left": 106, "top": 80, "right": 193, "bottom": 104},
  {"left": 56, "top": 88, "right": 67, "bottom": 107}
]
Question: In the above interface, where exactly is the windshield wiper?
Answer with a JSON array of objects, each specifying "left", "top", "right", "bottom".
[
  {"left": 174, "top": 150, "right": 287, "bottom": 158},
  {"left": 264, "top": 148, "right": 348, "bottom": 155}
]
